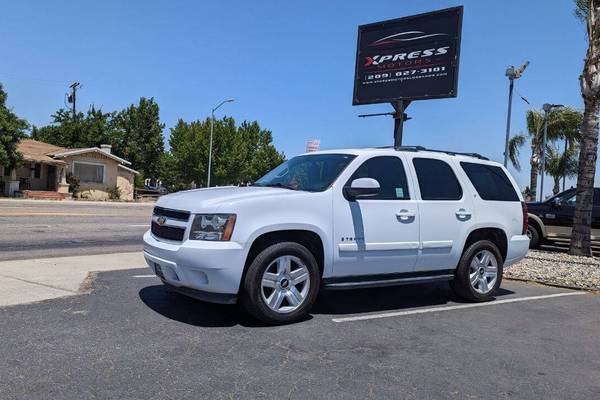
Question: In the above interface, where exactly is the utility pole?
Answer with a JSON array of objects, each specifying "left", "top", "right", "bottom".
[
  {"left": 504, "top": 61, "right": 529, "bottom": 167},
  {"left": 68, "top": 82, "right": 80, "bottom": 119}
]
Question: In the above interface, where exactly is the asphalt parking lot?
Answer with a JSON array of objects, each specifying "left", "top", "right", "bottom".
[{"left": 1, "top": 269, "right": 599, "bottom": 400}]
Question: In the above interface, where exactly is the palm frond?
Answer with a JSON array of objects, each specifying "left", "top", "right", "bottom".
[{"left": 508, "top": 134, "right": 527, "bottom": 171}]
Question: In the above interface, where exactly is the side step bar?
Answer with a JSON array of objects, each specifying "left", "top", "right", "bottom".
[{"left": 322, "top": 270, "right": 454, "bottom": 290}]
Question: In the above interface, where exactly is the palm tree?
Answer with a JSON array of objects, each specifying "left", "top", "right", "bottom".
[
  {"left": 523, "top": 109, "right": 565, "bottom": 199},
  {"left": 545, "top": 146, "right": 579, "bottom": 195},
  {"left": 508, "top": 108, "right": 583, "bottom": 199},
  {"left": 570, "top": 0, "right": 600, "bottom": 256}
]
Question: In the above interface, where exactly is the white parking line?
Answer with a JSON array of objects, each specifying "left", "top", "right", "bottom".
[
  {"left": 132, "top": 275, "right": 157, "bottom": 278},
  {"left": 332, "top": 292, "right": 586, "bottom": 323}
]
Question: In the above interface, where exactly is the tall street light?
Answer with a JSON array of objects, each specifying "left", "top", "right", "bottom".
[
  {"left": 207, "top": 98, "right": 235, "bottom": 187},
  {"left": 503, "top": 61, "right": 529, "bottom": 167},
  {"left": 539, "top": 103, "right": 563, "bottom": 201}
]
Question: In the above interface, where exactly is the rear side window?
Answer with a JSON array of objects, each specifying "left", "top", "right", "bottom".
[
  {"left": 460, "top": 162, "right": 519, "bottom": 201},
  {"left": 413, "top": 158, "right": 462, "bottom": 200},
  {"left": 349, "top": 156, "right": 410, "bottom": 200}
]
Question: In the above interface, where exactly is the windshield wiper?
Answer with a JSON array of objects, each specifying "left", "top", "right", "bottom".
[{"left": 254, "top": 183, "right": 300, "bottom": 191}]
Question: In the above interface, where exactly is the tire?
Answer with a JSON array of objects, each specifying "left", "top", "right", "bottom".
[
  {"left": 527, "top": 224, "right": 540, "bottom": 249},
  {"left": 450, "top": 240, "right": 503, "bottom": 302},
  {"left": 240, "top": 242, "right": 320, "bottom": 325}
]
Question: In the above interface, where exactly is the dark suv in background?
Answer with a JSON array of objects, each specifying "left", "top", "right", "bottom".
[{"left": 526, "top": 188, "right": 600, "bottom": 248}]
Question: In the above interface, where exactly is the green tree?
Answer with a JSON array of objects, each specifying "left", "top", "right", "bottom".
[
  {"left": 112, "top": 97, "right": 165, "bottom": 179},
  {"left": 33, "top": 107, "right": 118, "bottom": 149},
  {"left": 571, "top": 0, "right": 600, "bottom": 256},
  {"left": 165, "top": 117, "right": 284, "bottom": 190},
  {"left": 0, "top": 84, "right": 28, "bottom": 171}
]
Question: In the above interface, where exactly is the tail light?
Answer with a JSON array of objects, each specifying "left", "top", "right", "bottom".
[{"left": 521, "top": 201, "right": 528, "bottom": 235}]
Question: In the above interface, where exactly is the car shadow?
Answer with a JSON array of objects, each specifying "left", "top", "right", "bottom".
[{"left": 139, "top": 283, "right": 515, "bottom": 328}]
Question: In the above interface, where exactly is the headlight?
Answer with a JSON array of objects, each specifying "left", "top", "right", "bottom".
[{"left": 189, "top": 214, "right": 236, "bottom": 241}]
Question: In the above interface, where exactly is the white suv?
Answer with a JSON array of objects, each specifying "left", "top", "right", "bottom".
[{"left": 143, "top": 147, "right": 530, "bottom": 324}]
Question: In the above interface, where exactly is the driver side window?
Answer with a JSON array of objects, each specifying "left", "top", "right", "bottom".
[{"left": 348, "top": 156, "right": 410, "bottom": 200}]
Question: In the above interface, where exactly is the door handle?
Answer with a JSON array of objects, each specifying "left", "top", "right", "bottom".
[
  {"left": 396, "top": 209, "right": 415, "bottom": 221},
  {"left": 455, "top": 208, "right": 472, "bottom": 219}
]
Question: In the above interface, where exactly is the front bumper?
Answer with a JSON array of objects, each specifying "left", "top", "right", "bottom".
[{"left": 143, "top": 230, "right": 247, "bottom": 303}]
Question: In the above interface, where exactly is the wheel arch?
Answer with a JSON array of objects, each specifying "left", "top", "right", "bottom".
[
  {"left": 461, "top": 227, "right": 508, "bottom": 263},
  {"left": 240, "top": 227, "right": 327, "bottom": 290},
  {"left": 527, "top": 213, "right": 546, "bottom": 238}
]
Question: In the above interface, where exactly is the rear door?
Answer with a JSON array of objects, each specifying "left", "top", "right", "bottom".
[{"left": 405, "top": 155, "right": 475, "bottom": 271}]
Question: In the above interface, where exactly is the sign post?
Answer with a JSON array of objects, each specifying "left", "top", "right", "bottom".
[{"left": 353, "top": 6, "right": 463, "bottom": 146}]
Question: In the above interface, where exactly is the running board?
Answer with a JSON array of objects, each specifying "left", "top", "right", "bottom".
[{"left": 322, "top": 270, "right": 454, "bottom": 290}]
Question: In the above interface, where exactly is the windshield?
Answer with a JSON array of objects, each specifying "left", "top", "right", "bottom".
[{"left": 254, "top": 154, "right": 356, "bottom": 192}]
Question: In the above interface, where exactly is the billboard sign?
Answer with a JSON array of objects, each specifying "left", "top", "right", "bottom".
[{"left": 353, "top": 6, "right": 463, "bottom": 105}]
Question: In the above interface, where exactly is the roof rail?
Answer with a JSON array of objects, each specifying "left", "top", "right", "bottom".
[{"left": 376, "top": 145, "right": 489, "bottom": 160}]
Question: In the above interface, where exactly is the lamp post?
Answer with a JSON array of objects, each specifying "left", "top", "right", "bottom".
[
  {"left": 503, "top": 61, "right": 529, "bottom": 167},
  {"left": 207, "top": 98, "right": 235, "bottom": 187},
  {"left": 539, "top": 103, "right": 563, "bottom": 201}
]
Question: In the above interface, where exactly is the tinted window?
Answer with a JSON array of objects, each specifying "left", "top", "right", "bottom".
[
  {"left": 460, "top": 162, "right": 519, "bottom": 201},
  {"left": 349, "top": 156, "right": 410, "bottom": 200},
  {"left": 255, "top": 154, "right": 355, "bottom": 192},
  {"left": 413, "top": 158, "right": 462, "bottom": 200}
]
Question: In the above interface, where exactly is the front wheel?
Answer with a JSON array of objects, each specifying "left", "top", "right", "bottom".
[
  {"left": 450, "top": 240, "right": 503, "bottom": 302},
  {"left": 240, "top": 242, "right": 320, "bottom": 324},
  {"left": 527, "top": 224, "right": 540, "bottom": 249}
]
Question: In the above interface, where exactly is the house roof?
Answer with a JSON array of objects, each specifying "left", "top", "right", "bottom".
[
  {"left": 17, "top": 139, "right": 67, "bottom": 166},
  {"left": 52, "top": 148, "right": 132, "bottom": 166},
  {"left": 17, "top": 139, "right": 137, "bottom": 172},
  {"left": 118, "top": 164, "right": 140, "bottom": 175}
]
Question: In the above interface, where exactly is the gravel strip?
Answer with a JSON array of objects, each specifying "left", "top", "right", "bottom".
[{"left": 505, "top": 250, "right": 600, "bottom": 290}]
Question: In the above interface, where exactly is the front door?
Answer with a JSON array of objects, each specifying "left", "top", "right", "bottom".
[
  {"left": 406, "top": 155, "right": 475, "bottom": 271},
  {"left": 47, "top": 166, "right": 57, "bottom": 191},
  {"left": 332, "top": 155, "right": 419, "bottom": 277},
  {"left": 545, "top": 188, "right": 600, "bottom": 240}
]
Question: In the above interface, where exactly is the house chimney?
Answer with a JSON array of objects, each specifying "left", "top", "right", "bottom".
[{"left": 100, "top": 144, "right": 112, "bottom": 154}]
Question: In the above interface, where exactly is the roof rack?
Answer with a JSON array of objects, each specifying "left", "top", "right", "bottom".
[{"left": 376, "top": 145, "right": 489, "bottom": 160}]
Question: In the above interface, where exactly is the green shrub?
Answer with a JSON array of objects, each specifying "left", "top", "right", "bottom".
[
  {"left": 108, "top": 185, "right": 121, "bottom": 200},
  {"left": 66, "top": 173, "right": 80, "bottom": 194}
]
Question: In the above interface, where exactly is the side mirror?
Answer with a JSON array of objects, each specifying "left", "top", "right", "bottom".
[
  {"left": 551, "top": 198, "right": 561, "bottom": 208},
  {"left": 344, "top": 178, "right": 380, "bottom": 200}
]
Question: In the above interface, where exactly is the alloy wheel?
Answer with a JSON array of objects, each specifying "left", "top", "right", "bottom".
[
  {"left": 469, "top": 249, "right": 498, "bottom": 295},
  {"left": 261, "top": 255, "right": 310, "bottom": 313}
]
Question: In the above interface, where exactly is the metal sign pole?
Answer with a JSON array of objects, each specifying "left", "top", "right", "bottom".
[
  {"left": 392, "top": 101, "right": 409, "bottom": 147},
  {"left": 392, "top": 101, "right": 404, "bottom": 147}
]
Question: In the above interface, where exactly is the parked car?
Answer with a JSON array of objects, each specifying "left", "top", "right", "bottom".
[
  {"left": 143, "top": 147, "right": 529, "bottom": 324},
  {"left": 526, "top": 188, "right": 600, "bottom": 248}
]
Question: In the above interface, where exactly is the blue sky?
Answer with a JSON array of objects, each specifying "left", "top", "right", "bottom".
[{"left": 0, "top": 0, "right": 589, "bottom": 196}]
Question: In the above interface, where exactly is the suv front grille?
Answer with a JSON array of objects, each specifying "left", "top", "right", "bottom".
[
  {"left": 151, "top": 221, "right": 186, "bottom": 241},
  {"left": 153, "top": 206, "right": 190, "bottom": 221}
]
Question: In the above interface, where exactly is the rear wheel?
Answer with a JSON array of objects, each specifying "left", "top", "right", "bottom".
[
  {"left": 241, "top": 242, "right": 320, "bottom": 324},
  {"left": 451, "top": 240, "right": 503, "bottom": 302}
]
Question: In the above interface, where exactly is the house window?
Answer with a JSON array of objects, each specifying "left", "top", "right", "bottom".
[{"left": 73, "top": 162, "right": 105, "bottom": 184}]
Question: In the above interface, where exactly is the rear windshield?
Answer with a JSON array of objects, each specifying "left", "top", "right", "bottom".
[{"left": 460, "top": 162, "right": 519, "bottom": 201}]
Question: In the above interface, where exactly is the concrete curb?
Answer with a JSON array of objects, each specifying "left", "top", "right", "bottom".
[{"left": 505, "top": 276, "right": 600, "bottom": 294}]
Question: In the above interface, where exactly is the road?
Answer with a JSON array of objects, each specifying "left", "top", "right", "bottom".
[
  {"left": 0, "top": 199, "right": 153, "bottom": 261},
  {"left": 1, "top": 270, "right": 599, "bottom": 400}
]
